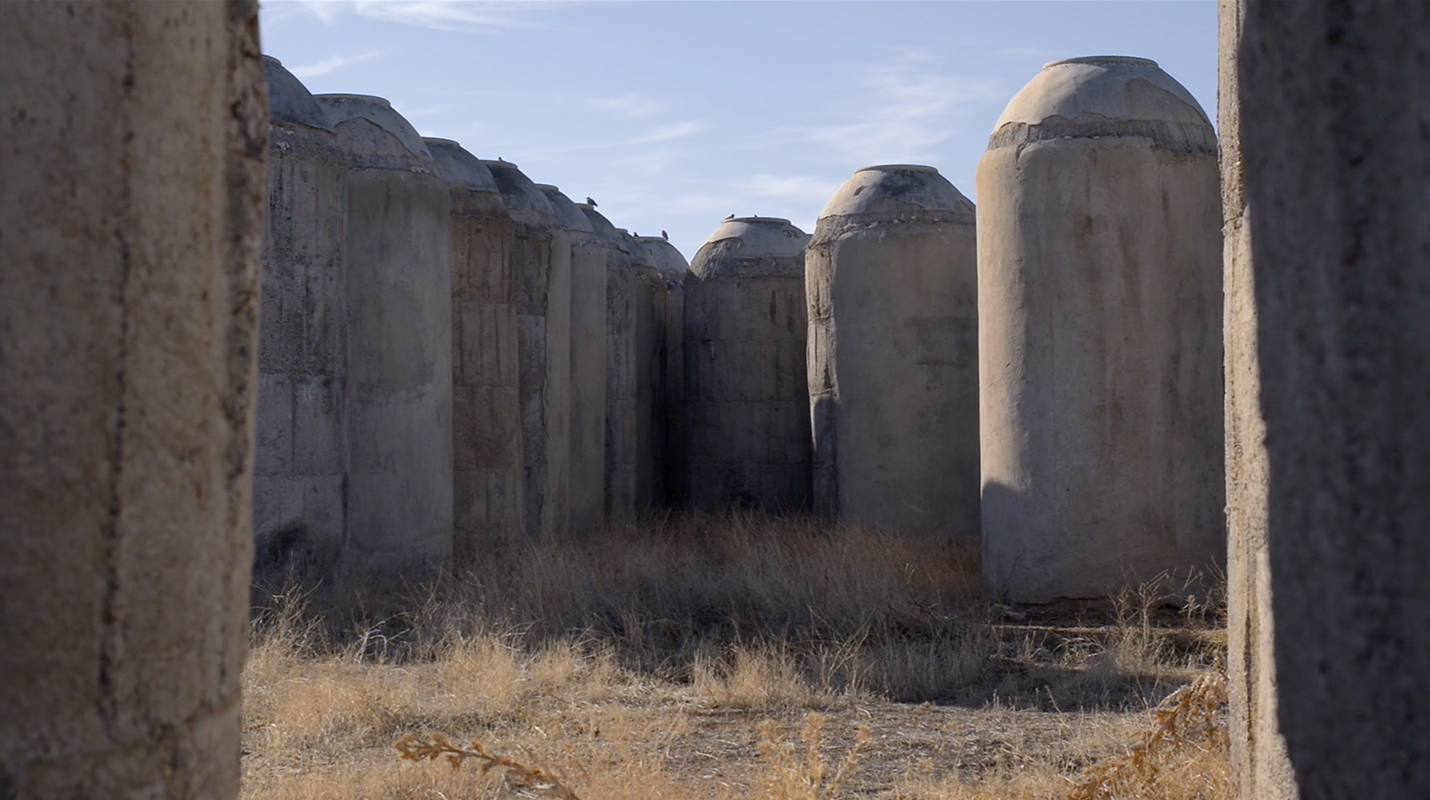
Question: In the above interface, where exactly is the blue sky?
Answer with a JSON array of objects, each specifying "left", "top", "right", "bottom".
[{"left": 260, "top": 1, "right": 1218, "bottom": 261}]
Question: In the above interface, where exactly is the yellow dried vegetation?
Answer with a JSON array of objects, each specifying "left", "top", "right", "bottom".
[{"left": 243, "top": 512, "right": 1228, "bottom": 800}]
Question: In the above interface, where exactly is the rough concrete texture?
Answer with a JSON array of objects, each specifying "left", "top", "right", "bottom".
[
  {"left": 427, "top": 139, "right": 524, "bottom": 559},
  {"left": 1217, "top": 6, "right": 1295, "bottom": 798},
  {"left": 0, "top": 1, "right": 267, "bottom": 797},
  {"left": 1226, "top": 1, "right": 1430, "bottom": 795},
  {"left": 581, "top": 204, "right": 639, "bottom": 520},
  {"left": 487, "top": 162, "right": 569, "bottom": 537},
  {"left": 254, "top": 57, "right": 349, "bottom": 585},
  {"left": 628, "top": 234, "right": 670, "bottom": 508},
  {"left": 807, "top": 165, "right": 980, "bottom": 540},
  {"left": 977, "top": 57, "right": 1225, "bottom": 603},
  {"left": 639, "top": 237, "right": 691, "bottom": 507},
  {"left": 686, "top": 217, "right": 813, "bottom": 512},
  {"left": 540, "top": 186, "right": 608, "bottom": 535},
  {"left": 318, "top": 94, "right": 453, "bottom": 573}
]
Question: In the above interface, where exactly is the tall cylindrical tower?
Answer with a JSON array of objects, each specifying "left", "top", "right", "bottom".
[
  {"left": 539, "top": 185, "right": 608, "bottom": 535},
  {"left": 807, "top": 165, "right": 979, "bottom": 540},
  {"left": 976, "top": 56, "right": 1224, "bottom": 602},
  {"left": 425, "top": 138, "right": 523, "bottom": 558},
  {"left": 637, "top": 236, "right": 691, "bottom": 508},
  {"left": 254, "top": 57, "right": 349, "bottom": 583},
  {"left": 484, "top": 161, "right": 569, "bottom": 537},
  {"left": 1, "top": 2, "right": 266, "bottom": 795},
  {"left": 579, "top": 204, "right": 638, "bottom": 520},
  {"left": 685, "top": 217, "right": 813, "bottom": 512},
  {"left": 317, "top": 94, "right": 454, "bottom": 573}
]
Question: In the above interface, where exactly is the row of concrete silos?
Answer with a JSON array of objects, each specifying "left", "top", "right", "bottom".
[
  {"left": 679, "top": 57, "right": 1224, "bottom": 604},
  {"left": 794, "top": 56, "right": 1225, "bottom": 603},
  {"left": 254, "top": 57, "right": 689, "bottom": 581},
  {"left": 258, "top": 52, "right": 1224, "bottom": 604}
]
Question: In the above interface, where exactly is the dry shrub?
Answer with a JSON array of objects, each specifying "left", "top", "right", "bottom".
[
  {"left": 1067, "top": 670, "right": 1229, "bottom": 800},
  {"left": 757, "top": 713, "right": 870, "bottom": 800},
  {"left": 692, "top": 645, "right": 836, "bottom": 710},
  {"left": 396, "top": 731, "right": 582, "bottom": 799}
]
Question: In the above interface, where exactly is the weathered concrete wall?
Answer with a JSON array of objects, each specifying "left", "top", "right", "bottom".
[
  {"left": 488, "top": 162, "right": 568, "bottom": 537},
  {"left": 254, "top": 57, "right": 348, "bottom": 584},
  {"left": 581, "top": 204, "right": 639, "bottom": 521},
  {"left": 317, "top": 94, "right": 453, "bottom": 573},
  {"left": 639, "top": 236, "right": 691, "bottom": 508},
  {"left": 1218, "top": 4, "right": 1296, "bottom": 798},
  {"left": 540, "top": 186, "right": 607, "bottom": 535},
  {"left": 628, "top": 233, "right": 668, "bottom": 509},
  {"left": 0, "top": 1, "right": 267, "bottom": 796},
  {"left": 807, "top": 165, "right": 979, "bottom": 540},
  {"left": 1226, "top": 1, "right": 1430, "bottom": 795},
  {"left": 977, "top": 57, "right": 1225, "bottom": 603},
  {"left": 686, "top": 217, "right": 813, "bottom": 512},
  {"left": 426, "top": 138, "right": 523, "bottom": 559}
]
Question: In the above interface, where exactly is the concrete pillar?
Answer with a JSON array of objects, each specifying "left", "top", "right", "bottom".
[
  {"left": 425, "top": 138, "right": 524, "bottom": 559},
  {"left": 316, "top": 94, "right": 453, "bottom": 573},
  {"left": 1223, "top": 1, "right": 1430, "bottom": 795},
  {"left": 627, "top": 233, "right": 668, "bottom": 509},
  {"left": 486, "top": 162, "right": 569, "bottom": 537},
  {"left": 1218, "top": 5, "right": 1295, "bottom": 797},
  {"left": 637, "top": 236, "right": 691, "bottom": 509},
  {"left": 0, "top": 1, "right": 267, "bottom": 796},
  {"left": 977, "top": 56, "right": 1225, "bottom": 603},
  {"left": 253, "top": 57, "right": 348, "bottom": 585},
  {"left": 580, "top": 204, "right": 639, "bottom": 521},
  {"left": 539, "top": 186, "right": 608, "bottom": 536},
  {"left": 806, "top": 165, "right": 979, "bottom": 540},
  {"left": 685, "top": 217, "right": 813, "bottom": 512}
]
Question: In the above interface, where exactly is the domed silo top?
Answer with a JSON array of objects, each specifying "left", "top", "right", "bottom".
[
  {"left": 263, "top": 56, "right": 332, "bottom": 131},
  {"left": 621, "top": 230, "right": 656, "bottom": 269},
  {"left": 536, "top": 185, "right": 595, "bottom": 233},
  {"left": 989, "top": 56, "right": 1215, "bottom": 154},
  {"left": 578, "top": 204, "right": 630, "bottom": 255},
  {"left": 424, "top": 138, "right": 499, "bottom": 192},
  {"left": 636, "top": 237, "right": 689, "bottom": 274},
  {"left": 815, "top": 165, "right": 974, "bottom": 239},
  {"left": 690, "top": 217, "right": 810, "bottom": 280},
  {"left": 481, "top": 161, "right": 555, "bottom": 227},
  {"left": 314, "top": 94, "right": 434, "bottom": 169}
]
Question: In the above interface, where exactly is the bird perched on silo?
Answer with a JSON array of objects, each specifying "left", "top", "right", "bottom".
[
  {"left": 586, "top": 196, "right": 597, "bottom": 207},
  {"left": 662, "top": 230, "right": 669, "bottom": 240},
  {"left": 724, "top": 214, "right": 734, "bottom": 220}
]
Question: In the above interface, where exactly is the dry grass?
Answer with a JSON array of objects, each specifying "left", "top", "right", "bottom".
[{"left": 243, "top": 512, "right": 1228, "bottom": 800}]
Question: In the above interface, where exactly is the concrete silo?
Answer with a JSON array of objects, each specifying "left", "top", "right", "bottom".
[
  {"left": 1, "top": 2, "right": 266, "bottom": 794},
  {"left": 316, "top": 94, "right": 454, "bottom": 573},
  {"left": 424, "top": 138, "right": 523, "bottom": 559},
  {"left": 579, "top": 204, "right": 638, "bottom": 521},
  {"left": 253, "top": 58, "right": 349, "bottom": 583},
  {"left": 538, "top": 185, "right": 608, "bottom": 535},
  {"left": 638, "top": 236, "right": 691, "bottom": 508},
  {"left": 807, "top": 165, "right": 979, "bottom": 540},
  {"left": 626, "top": 233, "right": 668, "bottom": 508},
  {"left": 484, "top": 161, "right": 570, "bottom": 537},
  {"left": 685, "top": 217, "right": 813, "bottom": 512},
  {"left": 976, "top": 56, "right": 1224, "bottom": 602}
]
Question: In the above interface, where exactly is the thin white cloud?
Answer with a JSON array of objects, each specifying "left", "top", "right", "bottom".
[
  {"left": 798, "top": 51, "right": 1002, "bottom": 164},
  {"left": 741, "top": 174, "right": 843, "bottom": 204},
  {"left": 514, "top": 121, "right": 707, "bottom": 155},
  {"left": 585, "top": 93, "right": 664, "bottom": 119},
  {"left": 666, "top": 193, "right": 742, "bottom": 215},
  {"left": 353, "top": 0, "right": 552, "bottom": 32},
  {"left": 289, "top": 49, "right": 387, "bottom": 79}
]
